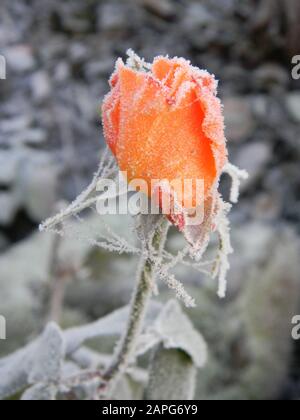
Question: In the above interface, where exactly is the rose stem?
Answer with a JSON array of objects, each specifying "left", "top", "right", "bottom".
[{"left": 99, "top": 218, "right": 169, "bottom": 397}]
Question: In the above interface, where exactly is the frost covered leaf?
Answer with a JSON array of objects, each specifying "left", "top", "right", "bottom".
[
  {"left": 136, "top": 300, "right": 207, "bottom": 368},
  {"left": 0, "top": 344, "right": 35, "bottom": 400},
  {"left": 145, "top": 345, "right": 197, "bottom": 401},
  {"left": 29, "top": 323, "right": 65, "bottom": 384},
  {"left": 65, "top": 301, "right": 161, "bottom": 354},
  {"left": 21, "top": 383, "right": 57, "bottom": 401},
  {"left": 0, "top": 302, "right": 162, "bottom": 400}
]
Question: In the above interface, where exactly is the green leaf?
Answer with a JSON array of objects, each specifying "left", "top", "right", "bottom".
[{"left": 145, "top": 345, "right": 197, "bottom": 400}]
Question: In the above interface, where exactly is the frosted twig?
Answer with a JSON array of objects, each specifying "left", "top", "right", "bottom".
[
  {"left": 97, "top": 219, "right": 169, "bottom": 399},
  {"left": 157, "top": 265, "right": 196, "bottom": 308},
  {"left": 63, "top": 220, "right": 140, "bottom": 255},
  {"left": 212, "top": 200, "right": 233, "bottom": 299},
  {"left": 223, "top": 162, "right": 249, "bottom": 203},
  {"left": 162, "top": 246, "right": 190, "bottom": 270},
  {"left": 48, "top": 234, "right": 65, "bottom": 324},
  {"left": 39, "top": 149, "right": 117, "bottom": 233},
  {"left": 62, "top": 370, "right": 103, "bottom": 389},
  {"left": 162, "top": 249, "right": 215, "bottom": 269}
]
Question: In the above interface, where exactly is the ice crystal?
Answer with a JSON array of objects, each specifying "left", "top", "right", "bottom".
[{"left": 223, "top": 162, "right": 249, "bottom": 204}]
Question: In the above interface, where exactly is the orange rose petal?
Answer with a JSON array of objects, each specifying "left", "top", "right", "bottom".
[
  {"left": 102, "top": 55, "right": 228, "bottom": 238},
  {"left": 116, "top": 65, "right": 167, "bottom": 182},
  {"left": 146, "top": 97, "right": 216, "bottom": 196},
  {"left": 152, "top": 57, "right": 176, "bottom": 81},
  {"left": 102, "top": 86, "right": 120, "bottom": 155}
]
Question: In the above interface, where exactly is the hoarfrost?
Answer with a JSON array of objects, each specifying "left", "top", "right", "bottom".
[
  {"left": 223, "top": 162, "right": 249, "bottom": 204},
  {"left": 137, "top": 300, "right": 207, "bottom": 368},
  {"left": 0, "top": 302, "right": 161, "bottom": 400}
]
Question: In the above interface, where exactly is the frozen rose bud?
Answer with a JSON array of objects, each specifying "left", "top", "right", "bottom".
[{"left": 102, "top": 51, "right": 228, "bottom": 249}]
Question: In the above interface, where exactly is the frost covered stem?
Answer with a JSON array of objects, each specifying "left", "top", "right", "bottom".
[{"left": 100, "top": 219, "right": 169, "bottom": 396}]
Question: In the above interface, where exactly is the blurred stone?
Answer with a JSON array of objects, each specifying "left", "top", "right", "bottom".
[
  {"left": 30, "top": 72, "right": 51, "bottom": 103},
  {"left": 238, "top": 224, "right": 300, "bottom": 400},
  {"left": 286, "top": 92, "right": 300, "bottom": 123},
  {"left": 73, "top": 85, "right": 98, "bottom": 122},
  {"left": 250, "top": 95, "right": 268, "bottom": 119},
  {"left": 224, "top": 97, "right": 255, "bottom": 142},
  {"left": 4, "top": 45, "right": 36, "bottom": 73},
  {"left": 233, "top": 142, "right": 271, "bottom": 188},
  {"left": 16, "top": 154, "right": 59, "bottom": 222},
  {"left": 85, "top": 58, "right": 115, "bottom": 79},
  {"left": 57, "top": 2, "right": 93, "bottom": 34},
  {"left": 6, "top": 129, "right": 47, "bottom": 148},
  {"left": 222, "top": 65, "right": 250, "bottom": 93},
  {"left": 263, "top": 163, "right": 300, "bottom": 221},
  {"left": 69, "top": 42, "right": 90, "bottom": 64},
  {"left": 0, "top": 115, "right": 31, "bottom": 133},
  {"left": 0, "top": 192, "right": 19, "bottom": 225},
  {"left": 206, "top": 0, "right": 235, "bottom": 15},
  {"left": 252, "top": 192, "right": 281, "bottom": 221},
  {"left": 141, "top": 0, "right": 176, "bottom": 19},
  {"left": 183, "top": 3, "right": 216, "bottom": 49},
  {"left": 253, "top": 64, "right": 290, "bottom": 91},
  {"left": 53, "top": 62, "right": 70, "bottom": 83},
  {"left": 0, "top": 150, "right": 19, "bottom": 184},
  {"left": 98, "top": 2, "right": 130, "bottom": 31},
  {"left": 183, "top": 2, "right": 214, "bottom": 30},
  {"left": 0, "top": 233, "right": 8, "bottom": 251}
]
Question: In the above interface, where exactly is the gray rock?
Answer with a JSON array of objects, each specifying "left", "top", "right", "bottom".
[
  {"left": 0, "top": 115, "right": 32, "bottom": 134},
  {"left": 223, "top": 97, "right": 255, "bottom": 142},
  {"left": 206, "top": 0, "right": 235, "bottom": 16},
  {"left": 69, "top": 42, "right": 90, "bottom": 64},
  {"left": 16, "top": 153, "right": 59, "bottom": 222},
  {"left": 98, "top": 2, "right": 130, "bottom": 31},
  {"left": 85, "top": 58, "right": 115, "bottom": 79},
  {"left": 233, "top": 142, "right": 272, "bottom": 188},
  {"left": 286, "top": 92, "right": 300, "bottom": 123},
  {"left": 141, "top": 0, "right": 176, "bottom": 19},
  {"left": 253, "top": 64, "right": 290, "bottom": 90},
  {"left": 183, "top": 2, "right": 215, "bottom": 30},
  {"left": 250, "top": 95, "right": 268, "bottom": 119},
  {"left": 222, "top": 65, "right": 250, "bottom": 93},
  {"left": 22, "top": 129, "right": 47, "bottom": 146},
  {"left": 251, "top": 192, "right": 281, "bottom": 221},
  {"left": 0, "top": 150, "right": 20, "bottom": 185},
  {"left": 0, "top": 192, "right": 19, "bottom": 225},
  {"left": 53, "top": 62, "right": 70, "bottom": 83},
  {"left": 4, "top": 45, "right": 36, "bottom": 73},
  {"left": 30, "top": 72, "right": 51, "bottom": 103},
  {"left": 183, "top": 2, "right": 217, "bottom": 48},
  {"left": 0, "top": 233, "right": 8, "bottom": 251}
]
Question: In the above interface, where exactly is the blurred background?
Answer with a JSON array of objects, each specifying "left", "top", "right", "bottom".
[{"left": 0, "top": 0, "right": 300, "bottom": 400}]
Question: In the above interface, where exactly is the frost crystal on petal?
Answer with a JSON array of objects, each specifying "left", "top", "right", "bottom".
[{"left": 126, "top": 49, "right": 152, "bottom": 72}]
